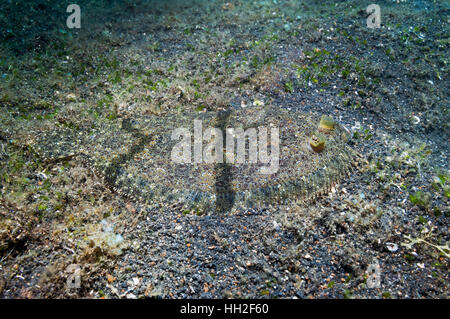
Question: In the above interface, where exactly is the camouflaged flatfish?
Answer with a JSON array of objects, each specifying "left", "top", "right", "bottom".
[{"left": 0, "top": 107, "right": 358, "bottom": 213}]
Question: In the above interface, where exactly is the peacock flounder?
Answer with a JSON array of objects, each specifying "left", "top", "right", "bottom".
[{"left": 1, "top": 106, "right": 357, "bottom": 213}]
